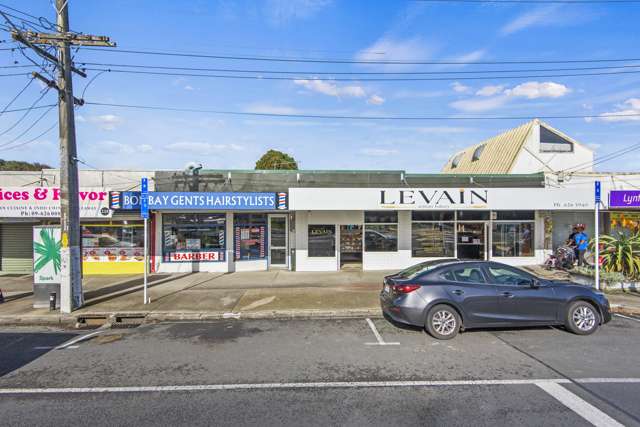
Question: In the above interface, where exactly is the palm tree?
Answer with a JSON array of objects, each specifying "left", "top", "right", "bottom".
[{"left": 33, "top": 228, "right": 61, "bottom": 275}]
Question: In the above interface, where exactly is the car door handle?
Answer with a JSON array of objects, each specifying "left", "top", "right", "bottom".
[
  {"left": 452, "top": 289, "right": 464, "bottom": 296},
  {"left": 501, "top": 292, "right": 514, "bottom": 298}
]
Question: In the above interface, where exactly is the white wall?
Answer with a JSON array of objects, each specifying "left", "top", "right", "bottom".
[{"left": 511, "top": 123, "right": 593, "bottom": 174}]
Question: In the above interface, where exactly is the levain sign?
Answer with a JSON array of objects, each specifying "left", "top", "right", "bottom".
[{"left": 380, "top": 189, "right": 488, "bottom": 208}]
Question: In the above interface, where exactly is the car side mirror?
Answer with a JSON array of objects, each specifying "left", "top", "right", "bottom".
[{"left": 530, "top": 279, "right": 540, "bottom": 289}]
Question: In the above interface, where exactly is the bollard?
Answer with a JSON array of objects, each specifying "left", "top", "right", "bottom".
[{"left": 49, "top": 292, "right": 56, "bottom": 311}]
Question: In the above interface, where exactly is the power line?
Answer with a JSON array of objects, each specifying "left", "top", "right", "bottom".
[
  {"left": 414, "top": 0, "right": 640, "bottom": 3},
  {"left": 0, "top": 103, "right": 56, "bottom": 113},
  {"left": 0, "top": 76, "right": 33, "bottom": 117},
  {"left": 0, "top": 120, "right": 57, "bottom": 151},
  {"left": 83, "top": 67, "right": 640, "bottom": 81},
  {"left": 0, "top": 72, "right": 32, "bottom": 77},
  {"left": 77, "top": 61, "right": 640, "bottom": 75},
  {"left": 0, "top": 103, "right": 55, "bottom": 149},
  {"left": 0, "top": 88, "right": 53, "bottom": 136},
  {"left": 84, "top": 101, "right": 640, "bottom": 121},
  {"left": 81, "top": 47, "right": 640, "bottom": 65}
]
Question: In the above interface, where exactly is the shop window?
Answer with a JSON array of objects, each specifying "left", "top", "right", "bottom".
[
  {"left": 412, "top": 222, "right": 455, "bottom": 258},
  {"left": 412, "top": 211, "right": 454, "bottom": 221},
  {"left": 495, "top": 211, "right": 535, "bottom": 221},
  {"left": 492, "top": 222, "right": 534, "bottom": 257},
  {"left": 457, "top": 210, "right": 490, "bottom": 221},
  {"left": 82, "top": 223, "right": 144, "bottom": 262},
  {"left": 234, "top": 214, "right": 267, "bottom": 261},
  {"left": 163, "top": 214, "right": 226, "bottom": 262},
  {"left": 308, "top": 225, "right": 335, "bottom": 257},
  {"left": 365, "top": 211, "right": 398, "bottom": 252}
]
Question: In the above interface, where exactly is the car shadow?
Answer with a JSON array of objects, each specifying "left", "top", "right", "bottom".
[
  {"left": 0, "top": 332, "right": 77, "bottom": 377},
  {"left": 382, "top": 312, "right": 424, "bottom": 332}
]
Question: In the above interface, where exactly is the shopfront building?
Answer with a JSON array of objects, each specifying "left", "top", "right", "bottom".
[
  {"left": 290, "top": 187, "right": 594, "bottom": 271},
  {"left": 113, "top": 190, "right": 289, "bottom": 273}
]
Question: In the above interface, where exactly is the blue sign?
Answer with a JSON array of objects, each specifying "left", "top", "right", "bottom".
[
  {"left": 595, "top": 181, "right": 601, "bottom": 203},
  {"left": 141, "top": 178, "right": 149, "bottom": 219},
  {"left": 110, "top": 191, "right": 286, "bottom": 211}
]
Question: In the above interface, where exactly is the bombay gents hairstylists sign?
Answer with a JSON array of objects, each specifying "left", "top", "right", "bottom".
[{"left": 0, "top": 187, "right": 112, "bottom": 218}]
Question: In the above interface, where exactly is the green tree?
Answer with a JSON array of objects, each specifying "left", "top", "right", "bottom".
[
  {"left": 255, "top": 149, "right": 298, "bottom": 170},
  {"left": 0, "top": 159, "right": 52, "bottom": 171}
]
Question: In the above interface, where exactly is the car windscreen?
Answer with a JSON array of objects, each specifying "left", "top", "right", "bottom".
[{"left": 396, "top": 260, "right": 454, "bottom": 280}]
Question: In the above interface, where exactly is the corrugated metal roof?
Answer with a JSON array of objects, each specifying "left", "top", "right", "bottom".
[{"left": 441, "top": 120, "right": 536, "bottom": 174}]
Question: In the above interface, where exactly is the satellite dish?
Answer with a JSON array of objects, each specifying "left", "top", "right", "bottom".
[{"left": 184, "top": 162, "right": 203, "bottom": 175}]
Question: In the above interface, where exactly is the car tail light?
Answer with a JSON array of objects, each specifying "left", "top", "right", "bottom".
[{"left": 393, "top": 284, "right": 421, "bottom": 294}]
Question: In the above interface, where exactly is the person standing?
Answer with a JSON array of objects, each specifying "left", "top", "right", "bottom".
[{"left": 574, "top": 225, "right": 589, "bottom": 267}]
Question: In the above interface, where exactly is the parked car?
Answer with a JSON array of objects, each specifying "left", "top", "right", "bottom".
[{"left": 380, "top": 260, "right": 611, "bottom": 340}]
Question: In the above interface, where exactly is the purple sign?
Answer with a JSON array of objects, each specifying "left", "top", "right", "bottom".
[{"left": 609, "top": 190, "right": 640, "bottom": 208}]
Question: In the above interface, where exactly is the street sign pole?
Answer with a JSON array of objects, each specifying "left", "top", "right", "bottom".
[
  {"left": 595, "top": 181, "right": 601, "bottom": 291},
  {"left": 141, "top": 178, "right": 149, "bottom": 304}
]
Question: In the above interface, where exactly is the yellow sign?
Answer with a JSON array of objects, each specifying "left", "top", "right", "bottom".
[{"left": 61, "top": 232, "right": 69, "bottom": 248}]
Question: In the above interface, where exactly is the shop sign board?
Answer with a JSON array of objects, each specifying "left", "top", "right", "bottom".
[
  {"left": 110, "top": 191, "right": 288, "bottom": 210},
  {"left": 166, "top": 251, "right": 224, "bottom": 262},
  {"left": 289, "top": 187, "right": 594, "bottom": 211},
  {"left": 0, "top": 187, "right": 112, "bottom": 218},
  {"left": 609, "top": 190, "right": 640, "bottom": 208},
  {"left": 33, "top": 226, "right": 62, "bottom": 284}
]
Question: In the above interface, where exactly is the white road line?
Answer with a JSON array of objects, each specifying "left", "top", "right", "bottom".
[
  {"left": 614, "top": 313, "right": 640, "bottom": 323},
  {"left": 53, "top": 325, "right": 110, "bottom": 350},
  {"left": 365, "top": 318, "right": 400, "bottom": 346},
  {"left": 2, "top": 378, "right": 639, "bottom": 395},
  {"left": 33, "top": 346, "right": 78, "bottom": 350},
  {"left": 536, "top": 381, "right": 624, "bottom": 427}
]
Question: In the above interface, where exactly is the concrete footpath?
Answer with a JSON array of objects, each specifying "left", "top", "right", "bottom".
[{"left": 0, "top": 269, "right": 639, "bottom": 327}]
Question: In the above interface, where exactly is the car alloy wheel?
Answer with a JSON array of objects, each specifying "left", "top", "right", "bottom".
[
  {"left": 572, "top": 305, "right": 596, "bottom": 332},
  {"left": 432, "top": 310, "right": 456, "bottom": 336}
]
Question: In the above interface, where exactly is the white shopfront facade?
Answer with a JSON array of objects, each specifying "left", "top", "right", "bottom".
[{"left": 290, "top": 187, "right": 594, "bottom": 271}]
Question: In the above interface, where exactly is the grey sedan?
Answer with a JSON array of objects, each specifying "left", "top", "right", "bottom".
[{"left": 380, "top": 260, "right": 611, "bottom": 340}]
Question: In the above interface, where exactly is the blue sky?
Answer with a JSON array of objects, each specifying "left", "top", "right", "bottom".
[{"left": 1, "top": 0, "right": 639, "bottom": 172}]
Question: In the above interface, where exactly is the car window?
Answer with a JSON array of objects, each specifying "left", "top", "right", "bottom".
[
  {"left": 397, "top": 260, "right": 452, "bottom": 280},
  {"left": 441, "top": 267, "right": 485, "bottom": 284},
  {"left": 486, "top": 266, "right": 532, "bottom": 286}
]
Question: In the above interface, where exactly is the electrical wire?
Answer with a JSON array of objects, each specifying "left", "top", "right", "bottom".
[
  {"left": 84, "top": 101, "right": 640, "bottom": 121},
  {"left": 81, "top": 47, "right": 640, "bottom": 66},
  {"left": 414, "top": 0, "right": 640, "bottom": 3},
  {"left": 0, "top": 120, "right": 57, "bottom": 151},
  {"left": 0, "top": 76, "right": 33, "bottom": 117},
  {"left": 0, "top": 88, "right": 53, "bottom": 136},
  {"left": 0, "top": 103, "right": 56, "bottom": 149},
  {"left": 83, "top": 67, "right": 640, "bottom": 81},
  {"left": 77, "top": 62, "right": 640, "bottom": 75}
]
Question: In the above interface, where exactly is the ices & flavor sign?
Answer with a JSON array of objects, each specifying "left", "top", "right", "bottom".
[{"left": 0, "top": 187, "right": 112, "bottom": 218}]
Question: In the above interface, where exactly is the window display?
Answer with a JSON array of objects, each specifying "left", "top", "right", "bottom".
[
  {"left": 412, "top": 222, "right": 455, "bottom": 257},
  {"left": 163, "top": 213, "right": 225, "bottom": 262},
  {"left": 308, "top": 225, "right": 335, "bottom": 257},
  {"left": 82, "top": 222, "right": 144, "bottom": 262},
  {"left": 492, "top": 223, "right": 534, "bottom": 257},
  {"left": 234, "top": 214, "right": 267, "bottom": 261},
  {"left": 365, "top": 211, "right": 398, "bottom": 252}
]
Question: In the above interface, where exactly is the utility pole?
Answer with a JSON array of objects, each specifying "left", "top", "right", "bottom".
[{"left": 5, "top": 1, "right": 115, "bottom": 313}]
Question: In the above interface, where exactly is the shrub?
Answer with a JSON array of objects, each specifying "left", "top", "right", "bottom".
[{"left": 590, "top": 232, "right": 640, "bottom": 279}]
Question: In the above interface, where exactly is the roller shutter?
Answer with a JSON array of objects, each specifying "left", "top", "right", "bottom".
[{"left": 0, "top": 224, "right": 33, "bottom": 274}]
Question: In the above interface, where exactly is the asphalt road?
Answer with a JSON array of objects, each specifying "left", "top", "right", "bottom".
[{"left": 1, "top": 315, "right": 639, "bottom": 426}]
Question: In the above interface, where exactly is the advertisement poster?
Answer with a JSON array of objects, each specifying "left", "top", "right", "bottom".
[
  {"left": 82, "top": 247, "right": 144, "bottom": 262},
  {"left": 33, "top": 226, "right": 62, "bottom": 284},
  {"left": 0, "top": 187, "right": 112, "bottom": 218}
]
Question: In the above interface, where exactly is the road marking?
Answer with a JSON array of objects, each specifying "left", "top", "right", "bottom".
[
  {"left": 51, "top": 325, "right": 110, "bottom": 350},
  {"left": 536, "top": 381, "right": 624, "bottom": 427},
  {"left": 33, "top": 346, "right": 78, "bottom": 350},
  {"left": 0, "top": 378, "right": 639, "bottom": 395},
  {"left": 222, "top": 312, "right": 241, "bottom": 319},
  {"left": 614, "top": 313, "right": 640, "bottom": 323},
  {"left": 365, "top": 318, "right": 400, "bottom": 346}
]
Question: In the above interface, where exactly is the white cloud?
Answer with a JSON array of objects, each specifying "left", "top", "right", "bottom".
[
  {"left": 75, "top": 115, "right": 86, "bottom": 123},
  {"left": 599, "top": 98, "right": 640, "bottom": 122},
  {"left": 89, "top": 114, "right": 123, "bottom": 131},
  {"left": 393, "top": 89, "right": 446, "bottom": 99},
  {"left": 361, "top": 148, "right": 398, "bottom": 156},
  {"left": 451, "top": 81, "right": 571, "bottom": 112},
  {"left": 184, "top": 85, "right": 195, "bottom": 91},
  {"left": 367, "top": 94, "right": 385, "bottom": 105},
  {"left": 99, "top": 141, "right": 153, "bottom": 155},
  {"left": 476, "top": 85, "right": 505, "bottom": 97},
  {"left": 505, "top": 81, "right": 570, "bottom": 99},
  {"left": 454, "top": 49, "right": 486, "bottom": 64},
  {"left": 355, "top": 37, "right": 435, "bottom": 71},
  {"left": 500, "top": 5, "right": 562, "bottom": 35},
  {"left": 451, "top": 82, "right": 471, "bottom": 93},
  {"left": 265, "top": 0, "right": 331, "bottom": 25},
  {"left": 294, "top": 79, "right": 366, "bottom": 98},
  {"left": 164, "top": 141, "right": 245, "bottom": 155},
  {"left": 138, "top": 144, "right": 153, "bottom": 152}
]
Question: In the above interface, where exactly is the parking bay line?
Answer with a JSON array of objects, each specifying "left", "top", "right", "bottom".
[
  {"left": 365, "top": 318, "right": 400, "bottom": 346},
  {"left": 536, "top": 381, "right": 624, "bottom": 427},
  {"left": 614, "top": 313, "right": 640, "bottom": 323},
  {"left": 1, "top": 378, "right": 639, "bottom": 395}
]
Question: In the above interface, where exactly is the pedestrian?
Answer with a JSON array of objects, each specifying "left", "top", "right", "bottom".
[
  {"left": 567, "top": 226, "right": 579, "bottom": 261},
  {"left": 574, "top": 225, "right": 589, "bottom": 267}
]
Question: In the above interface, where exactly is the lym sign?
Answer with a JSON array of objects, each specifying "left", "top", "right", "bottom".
[{"left": 609, "top": 190, "right": 640, "bottom": 208}]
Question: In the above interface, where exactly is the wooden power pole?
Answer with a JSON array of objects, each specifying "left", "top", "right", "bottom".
[{"left": 5, "top": 1, "right": 115, "bottom": 313}]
